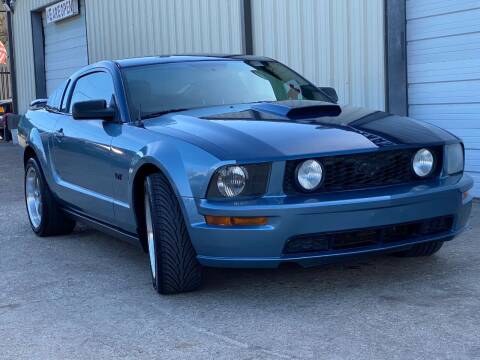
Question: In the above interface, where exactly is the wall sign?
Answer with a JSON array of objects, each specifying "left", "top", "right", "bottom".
[{"left": 46, "top": 0, "right": 79, "bottom": 24}]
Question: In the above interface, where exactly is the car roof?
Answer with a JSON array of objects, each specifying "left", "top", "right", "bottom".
[
  {"left": 111, "top": 54, "right": 274, "bottom": 68},
  {"left": 66, "top": 55, "right": 276, "bottom": 86}
]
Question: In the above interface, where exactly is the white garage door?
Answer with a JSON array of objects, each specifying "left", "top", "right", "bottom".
[
  {"left": 407, "top": 0, "right": 480, "bottom": 196},
  {"left": 43, "top": 0, "right": 88, "bottom": 95}
]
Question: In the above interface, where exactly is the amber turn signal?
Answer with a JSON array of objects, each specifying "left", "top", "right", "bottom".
[{"left": 205, "top": 215, "right": 268, "bottom": 226}]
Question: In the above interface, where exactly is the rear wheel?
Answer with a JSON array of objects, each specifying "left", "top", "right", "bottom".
[
  {"left": 394, "top": 241, "right": 444, "bottom": 257},
  {"left": 24, "top": 157, "right": 76, "bottom": 236},
  {"left": 144, "top": 172, "right": 202, "bottom": 295}
]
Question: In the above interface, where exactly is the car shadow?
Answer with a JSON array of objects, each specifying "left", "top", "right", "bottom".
[
  {"left": 201, "top": 253, "right": 452, "bottom": 294},
  {"left": 69, "top": 221, "right": 465, "bottom": 303}
]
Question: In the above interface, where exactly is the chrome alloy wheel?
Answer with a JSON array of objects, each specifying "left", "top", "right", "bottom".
[
  {"left": 25, "top": 166, "right": 43, "bottom": 229},
  {"left": 145, "top": 189, "right": 156, "bottom": 280}
]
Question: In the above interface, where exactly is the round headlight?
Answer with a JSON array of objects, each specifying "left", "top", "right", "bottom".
[
  {"left": 413, "top": 148, "right": 434, "bottom": 177},
  {"left": 217, "top": 166, "right": 248, "bottom": 197},
  {"left": 296, "top": 160, "right": 324, "bottom": 191}
]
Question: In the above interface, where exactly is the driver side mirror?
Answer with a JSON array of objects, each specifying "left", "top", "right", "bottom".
[
  {"left": 318, "top": 87, "right": 339, "bottom": 104},
  {"left": 72, "top": 100, "right": 116, "bottom": 121}
]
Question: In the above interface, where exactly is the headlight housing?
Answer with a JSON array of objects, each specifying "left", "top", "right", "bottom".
[
  {"left": 296, "top": 160, "right": 324, "bottom": 191},
  {"left": 412, "top": 148, "right": 435, "bottom": 177},
  {"left": 216, "top": 166, "right": 248, "bottom": 197},
  {"left": 207, "top": 163, "right": 271, "bottom": 199},
  {"left": 446, "top": 143, "right": 464, "bottom": 175}
]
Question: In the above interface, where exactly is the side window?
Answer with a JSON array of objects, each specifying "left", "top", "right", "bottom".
[
  {"left": 60, "top": 80, "right": 72, "bottom": 112},
  {"left": 68, "top": 72, "right": 115, "bottom": 113},
  {"left": 46, "top": 80, "right": 68, "bottom": 111}
]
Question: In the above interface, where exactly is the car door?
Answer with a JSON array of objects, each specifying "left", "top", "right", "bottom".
[
  {"left": 51, "top": 71, "right": 118, "bottom": 224},
  {"left": 34, "top": 80, "right": 70, "bottom": 168}
]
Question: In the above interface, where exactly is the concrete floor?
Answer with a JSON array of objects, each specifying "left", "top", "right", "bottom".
[{"left": 1, "top": 142, "right": 479, "bottom": 360}]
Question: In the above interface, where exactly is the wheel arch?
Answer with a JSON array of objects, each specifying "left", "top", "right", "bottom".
[
  {"left": 128, "top": 141, "right": 221, "bottom": 253},
  {"left": 23, "top": 145, "right": 37, "bottom": 166},
  {"left": 131, "top": 162, "right": 184, "bottom": 253},
  {"left": 22, "top": 127, "right": 52, "bottom": 181}
]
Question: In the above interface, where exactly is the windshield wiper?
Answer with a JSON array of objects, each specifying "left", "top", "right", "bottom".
[{"left": 141, "top": 108, "right": 190, "bottom": 120}]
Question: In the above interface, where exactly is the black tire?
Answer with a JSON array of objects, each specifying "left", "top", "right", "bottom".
[
  {"left": 24, "top": 157, "right": 76, "bottom": 236},
  {"left": 144, "top": 172, "right": 202, "bottom": 295},
  {"left": 394, "top": 240, "right": 444, "bottom": 257}
]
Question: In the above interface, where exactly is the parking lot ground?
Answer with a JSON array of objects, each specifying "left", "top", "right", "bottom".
[{"left": 1, "top": 142, "right": 480, "bottom": 360}]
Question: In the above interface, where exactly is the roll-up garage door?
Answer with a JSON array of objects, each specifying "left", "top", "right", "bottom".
[
  {"left": 42, "top": 0, "right": 88, "bottom": 95},
  {"left": 407, "top": 0, "right": 480, "bottom": 195}
]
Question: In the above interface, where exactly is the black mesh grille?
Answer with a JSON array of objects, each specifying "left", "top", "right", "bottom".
[
  {"left": 284, "top": 147, "right": 443, "bottom": 194},
  {"left": 283, "top": 216, "right": 454, "bottom": 254}
]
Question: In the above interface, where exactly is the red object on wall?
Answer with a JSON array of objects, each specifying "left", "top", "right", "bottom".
[{"left": 0, "top": 41, "right": 7, "bottom": 64}]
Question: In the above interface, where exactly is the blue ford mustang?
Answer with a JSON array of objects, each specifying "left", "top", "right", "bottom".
[{"left": 18, "top": 55, "right": 473, "bottom": 294}]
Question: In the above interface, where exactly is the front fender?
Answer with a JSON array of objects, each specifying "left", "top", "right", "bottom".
[
  {"left": 113, "top": 135, "right": 224, "bottom": 236},
  {"left": 129, "top": 139, "right": 223, "bottom": 201},
  {"left": 19, "top": 118, "right": 57, "bottom": 189}
]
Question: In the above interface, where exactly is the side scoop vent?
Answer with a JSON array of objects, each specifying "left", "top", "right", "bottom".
[{"left": 252, "top": 101, "right": 342, "bottom": 120}]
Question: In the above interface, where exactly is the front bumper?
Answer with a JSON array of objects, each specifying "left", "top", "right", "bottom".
[{"left": 184, "top": 174, "right": 474, "bottom": 268}]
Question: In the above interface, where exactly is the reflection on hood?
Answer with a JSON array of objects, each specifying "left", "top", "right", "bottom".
[{"left": 143, "top": 100, "right": 457, "bottom": 161}]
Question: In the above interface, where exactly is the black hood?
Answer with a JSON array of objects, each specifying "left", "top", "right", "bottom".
[{"left": 144, "top": 100, "right": 459, "bottom": 161}]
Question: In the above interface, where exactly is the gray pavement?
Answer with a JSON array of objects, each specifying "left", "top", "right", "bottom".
[{"left": 1, "top": 142, "right": 479, "bottom": 360}]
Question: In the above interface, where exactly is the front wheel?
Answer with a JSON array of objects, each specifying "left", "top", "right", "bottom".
[{"left": 144, "top": 172, "right": 202, "bottom": 295}]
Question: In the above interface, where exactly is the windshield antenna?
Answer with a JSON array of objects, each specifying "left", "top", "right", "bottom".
[{"left": 135, "top": 104, "right": 144, "bottom": 127}]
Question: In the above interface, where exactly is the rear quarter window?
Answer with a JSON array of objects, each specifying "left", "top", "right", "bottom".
[{"left": 46, "top": 80, "right": 69, "bottom": 111}]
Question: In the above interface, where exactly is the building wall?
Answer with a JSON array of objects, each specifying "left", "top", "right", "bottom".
[
  {"left": 84, "top": 0, "right": 244, "bottom": 63},
  {"left": 11, "top": 0, "right": 52, "bottom": 114},
  {"left": 251, "top": 0, "right": 386, "bottom": 110},
  {"left": 43, "top": 0, "right": 88, "bottom": 95},
  {"left": 406, "top": 0, "right": 480, "bottom": 195},
  {"left": 12, "top": 0, "right": 385, "bottom": 113},
  {"left": 12, "top": 0, "right": 244, "bottom": 113}
]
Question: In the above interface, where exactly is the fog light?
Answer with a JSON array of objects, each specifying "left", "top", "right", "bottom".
[
  {"left": 296, "top": 159, "right": 324, "bottom": 191},
  {"left": 205, "top": 216, "right": 268, "bottom": 226},
  {"left": 412, "top": 148, "right": 434, "bottom": 177}
]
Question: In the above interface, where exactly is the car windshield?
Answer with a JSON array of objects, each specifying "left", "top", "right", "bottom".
[{"left": 121, "top": 60, "right": 330, "bottom": 119}]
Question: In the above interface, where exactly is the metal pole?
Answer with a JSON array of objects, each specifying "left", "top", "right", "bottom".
[{"left": 242, "top": 0, "right": 253, "bottom": 55}]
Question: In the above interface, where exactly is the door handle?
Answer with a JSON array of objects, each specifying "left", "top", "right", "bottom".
[{"left": 54, "top": 128, "right": 64, "bottom": 139}]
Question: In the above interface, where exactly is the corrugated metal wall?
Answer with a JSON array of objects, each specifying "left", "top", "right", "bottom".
[
  {"left": 13, "top": 0, "right": 385, "bottom": 113},
  {"left": 84, "top": 0, "right": 244, "bottom": 63},
  {"left": 12, "top": 0, "right": 244, "bottom": 113},
  {"left": 251, "top": 0, "right": 386, "bottom": 110}
]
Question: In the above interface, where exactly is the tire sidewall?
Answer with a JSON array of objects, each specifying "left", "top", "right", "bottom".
[
  {"left": 143, "top": 173, "right": 202, "bottom": 294},
  {"left": 25, "top": 158, "right": 47, "bottom": 234},
  {"left": 144, "top": 177, "right": 162, "bottom": 292}
]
